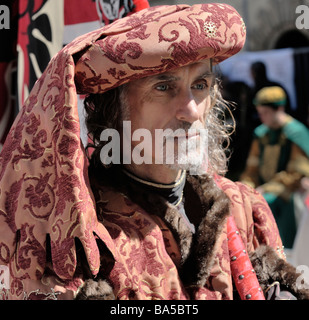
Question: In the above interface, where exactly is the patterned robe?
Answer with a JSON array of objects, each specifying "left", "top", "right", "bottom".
[{"left": 1, "top": 169, "right": 286, "bottom": 300}]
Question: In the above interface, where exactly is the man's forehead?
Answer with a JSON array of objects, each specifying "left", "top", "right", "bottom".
[{"left": 145, "top": 61, "right": 213, "bottom": 83}]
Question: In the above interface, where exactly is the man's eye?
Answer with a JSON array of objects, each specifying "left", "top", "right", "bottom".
[
  {"left": 193, "top": 82, "right": 208, "bottom": 90},
  {"left": 155, "top": 84, "right": 169, "bottom": 91}
]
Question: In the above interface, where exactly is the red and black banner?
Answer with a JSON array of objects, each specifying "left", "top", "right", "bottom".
[
  {"left": 0, "top": 0, "right": 149, "bottom": 150},
  {"left": 0, "top": 0, "right": 18, "bottom": 148}
]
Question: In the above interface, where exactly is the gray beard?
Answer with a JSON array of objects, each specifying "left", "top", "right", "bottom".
[{"left": 164, "top": 131, "right": 208, "bottom": 175}]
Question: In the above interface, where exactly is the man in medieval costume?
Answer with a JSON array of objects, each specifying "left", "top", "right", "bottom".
[
  {"left": 0, "top": 4, "right": 308, "bottom": 300},
  {"left": 241, "top": 86, "right": 309, "bottom": 249}
]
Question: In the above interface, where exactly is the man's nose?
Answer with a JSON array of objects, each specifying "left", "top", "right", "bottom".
[{"left": 175, "top": 92, "right": 199, "bottom": 123}]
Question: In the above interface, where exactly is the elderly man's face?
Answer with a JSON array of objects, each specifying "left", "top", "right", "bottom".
[{"left": 124, "top": 60, "right": 213, "bottom": 169}]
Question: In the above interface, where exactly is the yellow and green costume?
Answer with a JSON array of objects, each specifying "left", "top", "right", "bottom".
[{"left": 241, "top": 87, "right": 309, "bottom": 248}]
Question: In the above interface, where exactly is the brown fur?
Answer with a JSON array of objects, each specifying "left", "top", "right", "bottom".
[
  {"left": 75, "top": 279, "right": 115, "bottom": 300},
  {"left": 180, "top": 174, "right": 230, "bottom": 286},
  {"left": 250, "top": 245, "right": 309, "bottom": 300}
]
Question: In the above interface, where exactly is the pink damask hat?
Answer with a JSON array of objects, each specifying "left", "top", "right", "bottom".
[
  {"left": 0, "top": 3, "right": 246, "bottom": 297},
  {"left": 75, "top": 3, "right": 246, "bottom": 94}
]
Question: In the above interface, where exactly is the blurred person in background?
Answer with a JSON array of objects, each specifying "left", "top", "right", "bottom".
[
  {"left": 241, "top": 86, "right": 309, "bottom": 249},
  {"left": 249, "top": 61, "right": 291, "bottom": 131}
]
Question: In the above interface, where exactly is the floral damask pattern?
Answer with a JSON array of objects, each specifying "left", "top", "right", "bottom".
[
  {"left": 0, "top": 28, "right": 115, "bottom": 299},
  {"left": 79, "top": 179, "right": 282, "bottom": 300},
  {"left": 216, "top": 176, "right": 284, "bottom": 259},
  {"left": 74, "top": 3, "right": 246, "bottom": 94}
]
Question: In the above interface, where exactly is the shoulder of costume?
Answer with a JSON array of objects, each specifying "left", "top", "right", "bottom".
[
  {"left": 253, "top": 124, "right": 269, "bottom": 138},
  {"left": 213, "top": 174, "right": 254, "bottom": 200},
  {"left": 283, "top": 117, "right": 309, "bottom": 157},
  {"left": 214, "top": 174, "right": 269, "bottom": 211},
  {"left": 214, "top": 174, "right": 281, "bottom": 248}
]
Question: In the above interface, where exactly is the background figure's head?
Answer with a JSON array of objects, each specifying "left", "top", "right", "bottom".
[
  {"left": 253, "top": 86, "right": 287, "bottom": 129},
  {"left": 251, "top": 61, "right": 267, "bottom": 85}
]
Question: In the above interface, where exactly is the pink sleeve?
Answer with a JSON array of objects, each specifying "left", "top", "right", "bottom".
[
  {"left": 215, "top": 175, "right": 285, "bottom": 260},
  {"left": 235, "top": 182, "right": 286, "bottom": 259}
]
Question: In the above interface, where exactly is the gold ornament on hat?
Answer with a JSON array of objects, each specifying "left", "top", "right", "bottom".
[{"left": 203, "top": 21, "right": 217, "bottom": 38}]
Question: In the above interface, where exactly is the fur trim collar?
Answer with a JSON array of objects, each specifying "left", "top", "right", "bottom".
[
  {"left": 98, "top": 168, "right": 231, "bottom": 287},
  {"left": 250, "top": 245, "right": 309, "bottom": 300}
]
